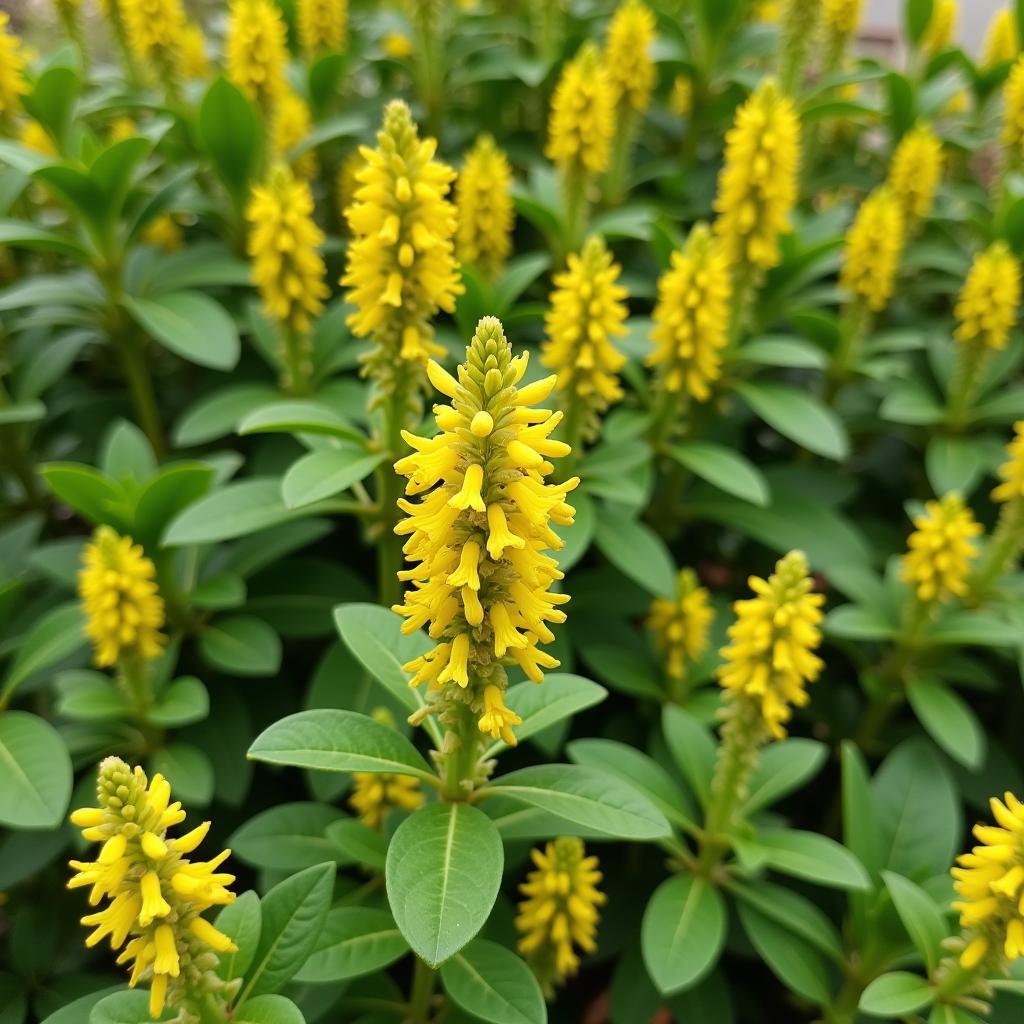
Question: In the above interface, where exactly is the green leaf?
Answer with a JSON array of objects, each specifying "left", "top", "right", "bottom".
[
  {"left": 294, "top": 906, "right": 409, "bottom": 983},
  {"left": 234, "top": 995, "right": 304, "bottom": 1024},
  {"left": 729, "top": 879, "right": 844, "bottom": 961},
  {"left": 440, "top": 938, "right": 546, "bottom": 1024},
  {"left": 489, "top": 673, "right": 607, "bottom": 753},
  {"left": 842, "top": 742, "right": 884, "bottom": 884},
  {"left": 735, "top": 381, "right": 849, "bottom": 460},
  {"left": 100, "top": 420, "right": 156, "bottom": 482},
  {"left": 926, "top": 436, "right": 994, "bottom": 497},
  {"left": 667, "top": 442, "right": 770, "bottom": 506},
  {"left": 593, "top": 505, "right": 675, "bottom": 598},
  {"left": 163, "top": 478, "right": 298, "bottom": 546},
  {"left": 149, "top": 742, "right": 214, "bottom": 806},
  {"left": 22, "top": 66, "right": 78, "bottom": 147},
  {"left": 859, "top": 972, "right": 935, "bottom": 1016},
  {"left": 743, "top": 738, "right": 828, "bottom": 814},
  {"left": 0, "top": 711, "right": 72, "bottom": 829},
  {"left": 883, "top": 871, "right": 949, "bottom": 973},
  {"left": 738, "top": 335, "right": 828, "bottom": 370},
  {"left": 282, "top": 446, "right": 385, "bottom": 509},
  {"left": 198, "top": 77, "right": 262, "bottom": 201},
  {"left": 641, "top": 876, "right": 726, "bottom": 996},
  {"left": 906, "top": 676, "right": 985, "bottom": 769},
  {"left": 123, "top": 292, "right": 239, "bottom": 371},
  {"left": 55, "top": 670, "right": 130, "bottom": 721},
  {"left": 133, "top": 463, "right": 216, "bottom": 546},
  {"left": 199, "top": 615, "right": 282, "bottom": 677},
  {"left": 88, "top": 990, "right": 157, "bottom": 1024},
  {"left": 216, "top": 890, "right": 262, "bottom": 982},
  {"left": 145, "top": 676, "right": 209, "bottom": 727},
  {"left": 0, "top": 219, "right": 87, "bottom": 258},
  {"left": 248, "top": 708, "right": 434, "bottom": 780},
  {"left": 39, "top": 986, "right": 123, "bottom": 1024},
  {"left": 743, "top": 829, "right": 871, "bottom": 890},
  {"left": 662, "top": 705, "right": 716, "bottom": 807},
  {"left": 240, "top": 862, "right": 335, "bottom": 1000},
  {"left": 905, "top": 0, "right": 935, "bottom": 45},
  {"left": 238, "top": 400, "right": 364, "bottom": 442},
  {"left": 324, "top": 819, "right": 387, "bottom": 871},
  {"left": 736, "top": 902, "right": 830, "bottom": 1004},
  {"left": 485, "top": 764, "right": 670, "bottom": 840},
  {"left": 230, "top": 802, "right": 346, "bottom": 871},
  {"left": 40, "top": 464, "right": 126, "bottom": 528},
  {"left": 173, "top": 384, "right": 279, "bottom": 446},
  {"left": 386, "top": 802, "right": 504, "bottom": 966},
  {"left": 825, "top": 605, "right": 898, "bottom": 641},
  {"left": 2, "top": 603, "right": 87, "bottom": 696}
]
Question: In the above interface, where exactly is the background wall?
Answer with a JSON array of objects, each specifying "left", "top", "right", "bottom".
[{"left": 864, "top": 0, "right": 1006, "bottom": 54}]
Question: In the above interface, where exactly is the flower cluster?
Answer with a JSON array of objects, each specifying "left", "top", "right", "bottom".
[
  {"left": 545, "top": 42, "right": 615, "bottom": 179},
  {"left": 121, "top": 0, "right": 187, "bottom": 73},
  {"left": 455, "top": 134, "right": 515, "bottom": 280},
  {"left": 648, "top": 224, "right": 732, "bottom": 402},
  {"left": 79, "top": 527, "right": 166, "bottom": 669},
  {"left": 541, "top": 235, "right": 628, "bottom": 441},
  {"left": 392, "top": 317, "right": 577, "bottom": 748},
  {"left": 822, "top": 0, "right": 862, "bottom": 39},
  {"left": 271, "top": 90, "right": 317, "bottom": 179},
  {"left": 922, "top": 0, "right": 956, "bottom": 55},
  {"left": 648, "top": 568, "right": 714, "bottom": 683},
  {"left": 887, "top": 123, "right": 943, "bottom": 226},
  {"left": 1003, "top": 56, "right": 1024, "bottom": 159},
  {"left": 717, "top": 550, "right": 824, "bottom": 739},
  {"left": 68, "top": 759, "right": 238, "bottom": 1021},
  {"left": 952, "top": 792, "right": 1024, "bottom": 969},
  {"left": 993, "top": 422, "right": 1024, "bottom": 504},
  {"left": 516, "top": 838, "right": 605, "bottom": 996},
  {"left": 983, "top": 7, "right": 1018, "bottom": 69},
  {"left": 901, "top": 493, "right": 982, "bottom": 603},
  {"left": 955, "top": 242, "right": 1022, "bottom": 352},
  {"left": 342, "top": 100, "right": 461, "bottom": 383},
  {"left": 226, "top": 0, "right": 288, "bottom": 111},
  {"left": 839, "top": 187, "right": 905, "bottom": 312},
  {"left": 713, "top": 79, "right": 800, "bottom": 272},
  {"left": 349, "top": 772, "right": 424, "bottom": 830},
  {"left": 297, "top": 0, "right": 346, "bottom": 54},
  {"left": 604, "top": 0, "right": 655, "bottom": 114},
  {"left": 0, "top": 13, "right": 28, "bottom": 118}
]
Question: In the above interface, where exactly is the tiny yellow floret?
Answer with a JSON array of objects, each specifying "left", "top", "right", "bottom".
[{"left": 901, "top": 492, "right": 983, "bottom": 603}]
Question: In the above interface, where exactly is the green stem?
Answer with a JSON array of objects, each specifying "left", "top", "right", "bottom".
[
  {"left": 440, "top": 700, "right": 480, "bottom": 801},
  {"left": 605, "top": 106, "right": 637, "bottom": 206},
  {"left": 827, "top": 301, "right": 872, "bottom": 397},
  {"left": 946, "top": 341, "right": 990, "bottom": 431},
  {"left": 280, "top": 326, "right": 313, "bottom": 396},
  {"left": 375, "top": 378, "right": 409, "bottom": 607},
  {"left": 408, "top": 956, "right": 437, "bottom": 1024},
  {"left": 561, "top": 166, "right": 589, "bottom": 264},
  {"left": 968, "top": 498, "right": 1024, "bottom": 602},
  {"left": 118, "top": 653, "right": 154, "bottom": 717},
  {"left": 115, "top": 338, "right": 166, "bottom": 458}
]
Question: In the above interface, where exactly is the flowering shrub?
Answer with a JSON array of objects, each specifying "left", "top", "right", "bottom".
[{"left": 5, "top": 2, "right": 1024, "bottom": 1023}]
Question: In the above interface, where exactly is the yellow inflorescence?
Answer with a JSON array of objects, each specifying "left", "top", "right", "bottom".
[
  {"left": 0, "top": 13, "right": 28, "bottom": 118},
  {"left": 68, "top": 759, "right": 238, "bottom": 1021},
  {"left": 79, "top": 527, "right": 166, "bottom": 669},
  {"left": 226, "top": 0, "right": 288, "bottom": 111},
  {"left": 298, "top": 0, "right": 346, "bottom": 54},
  {"left": 839, "top": 187, "right": 905, "bottom": 312},
  {"left": 342, "top": 100, "right": 461, "bottom": 368},
  {"left": 541, "top": 235, "right": 628, "bottom": 440},
  {"left": 180, "top": 22, "right": 210, "bottom": 80},
  {"left": 983, "top": 8, "right": 1019, "bottom": 68},
  {"left": 246, "top": 164, "right": 328, "bottom": 336},
  {"left": 20, "top": 120, "right": 56, "bottom": 157},
  {"left": 121, "top": 0, "right": 187, "bottom": 68},
  {"left": 383, "top": 31, "right": 413, "bottom": 59},
  {"left": 713, "top": 79, "right": 801, "bottom": 272},
  {"left": 922, "top": 0, "right": 956, "bottom": 55},
  {"left": 954, "top": 242, "right": 1022, "bottom": 352},
  {"left": 272, "top": 89, "right": 318, "bottom": 179},
  {"left": 647, "top": 224, "right": 733, "bottom": 402},
  {"left": 142, "top": 214, "right": 184, "bottom": 252},
  {"left": 647, "top": 568, "right": 714, "bottom": 683},
  {"left": 822, "top": 0, "right": 862, "bottom": 38},
  {"left": 671, "top": 76, "right": 692, "bottom": 117},
  {"left": 455, "top": 134, "right": 515, "bottom": 280},
  {"left": 349, "top": 772, "right": 424, "bottom": 829},
  {"left": 545, "top": 42, "right": 615, "bottom": 178},
  {"left": 887, "top": 123, "right": 943, "bottom": 225},
  {"left": 993, "top": 422, "right": 1024, "bottom": 503},
  {"left": 952, "top": 792, "right": 1024, "bottom": 970},
  {"left": 717, "top": 550, "right": 824, "bottom": 740},
  {"left": 516, "top": 837, "right": 605, "bottom": 995},
  {"left": 1004, "top": 56, "right": 1024, "bottom": 159},
  {"left": 901, "top": 493, "right": 982, "bottom": 603},
  {"left": 604, "top": 0, "right": 656, "bottom": 114},
  {"left": 392, "top": 317, "right": 578, "bottom": 743}
]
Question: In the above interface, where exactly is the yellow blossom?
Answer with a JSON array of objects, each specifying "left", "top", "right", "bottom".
[
  {"left": 541, "top": 235, "right": 628, "bottom": 441},
  {"left": 952, "top": 792, "right": 1024, "bottom": 970},
  {"left": 922, "top": 0, "right": 956, "bottom": 55},
  {"left": 1003, "top": 55, "right": 1024, "bottom": 160},
  {"left": 0, "top": 13, "right": 29, "bottom": 118},
  {"left": 20, "top": 120, "right": 56, "bottom": 157},
  {"left": 993, "top": 422, "right": 1024, "bottom": 503},
  {"left": 647, "top": 224, "right": 732, "bottom": 401},
  {"left": 604, "top": 0, "right": 656, "bottom": 114},
  {"left": 142, "top": 214, "right": 183, "bottom": 251},
  {"left": 545, "top": 42, "right": 615, "bottom": 178},
  {"left": 272, "top": 89, "right": 318, "bottom": 179},
  {"left": 298, "top": 0, "right": 346, "bottom": 54},
  {"left": 983, "top": 8, "right": 1019, "bottom": 68},
  {"left": 886, "top": 123, "right": 943, "bottom": 225},
  {"left": 839, "top": 187, "right": 905, "bottom": 312},
  {"left": 121, "top": 0, "right": 187, "bottom": 74},
  {"left": 335, "top": 151, "right": 362, "bottom": 224},
  {"left": 107, "top": 116, "right": 137, "bottom": 143},
  {"left": 341, "top": 100, "right": 461, "bottom": 374},
  {"left": 383, "top": 31, "right": 413, "bottom": 59},
  {"left": 822, "top": 0, "right": 862, "bottom": 39},
  {"left": 226, "top": 0, "right": 288, "bottom": 111},
  {"left": 713, "top": 79, "right": 800, "bottom": 272},
  {"left": 516, "top": 838, "right": 605, "bottom": 996},
  {"left": 647, "top": 568, "right": 714, "bottom": 683},
  {"left": 670, "top": 76, "right": 692, "bottom": 117},
  {"left": 717, "top": 550, "right": 824, "bottom": 739},
  {"left": 79, "top": 527, "right": 165, "bottom": 669},
  {"left": 246, "top": 163, "right": 328, "bottom": 337},
  {"left": 180, "top": 22, "right": 209, "bottom": 79},
  {"left": 901, "top": 492, "right": 982, "bottom": 603},
  {"left": 68, "top": 758, "right": 238, "bottom": 1021},
  {"left": 349, "top": 772, "right": 424, "bottom": 829},
  {"left": 455, "top": 134, "right": 515, "bottom": 280},
  {"left": 393, "top": 317, "right": 577, "bottom": 746},
  {"left": 954, "top": 242, "right": 1022, "bottom": 352}
]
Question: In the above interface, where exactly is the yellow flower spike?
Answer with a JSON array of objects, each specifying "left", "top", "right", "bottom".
[
  {"left": 297, "top": 0, "right": 347, "bottom": 54},
  {"left": 516, "top": 838, "right": 606, "bottom": 997},
  {"left": 993, "top": 423, "right": 1024, "bottom": 503},
  {"left": 713, "top": 79, "right": 801, "bottom": 273},
  {"left": 0, "top": 15, "right": 29, "bottom": 122},
  {"left": 393, "top": 317, "right": 576, "bottom": 746},
  {"left": 349, "top": 772, "right": 425, "bottom": 830},
  {"left": 78, "top": 527, "right": 166, "bottom": 670},
  {"left": 955, "top": 242, "right": 1022, "bottom": 352},
  {"left": 822, "top": 0, "right": 862, "bottom": 39},
  {"left": 604, "top": 0, "right": 656, "bottom": 115},
  {"left": 886, "top": 123, "right": 943, "bottom": 227},
  {"left": 69, "top": 758, "right": 240, "bottom": 1020},
  {"left": 180, "top": 21, "right": 209, "bottom": 79},
  {"left": 383, "top": 31, "right": 413, "bottom": 59},
  {"left": 545, "top": 41, "right": 615, "bottom": 179},
  {"left": 272, "top": 89, "right": 318, "bottom": 180},
  {"left": 901, "top": 493, "right": 982, "bottom": 604},
  {"left": 456, "top": 134, "right": 515, "bottom": 280},
  {"left": 541, "top": 235, "right": 628, "bottom": 444},
  {"left": 839, "top": 187, "right": 905, "bottom": 313},
  {"left": 922, "top": 0, "right": 957, "bottom": 56},
  {"left": 648, "top": 568, "right": 714, "bottom": 686},
  {"left": 717, "top": 551, "right": 824, "bottom": 740},
  {"left": 226, "top": 0, "right": 288, "bottom": 112},
  {"left": 142, "top": 214, "right": 184, "bottom": 252},
  {"left": 648, "top": 224, "right": 733, "bottom": 405},
  {"left": 983, "top": 8, "right": 1019, "bottom": 69},
  {"left": 342, "top": 100, "right": 462, "bottom": 395},
  {"left": 1004, "top": 56, "right": 1024, "bottom": 161},
  {"left": 478, "top": 685, "right": 522, "bottom": 745},
  {"left": 120, "top": 0, "right": 188, "bottom": 85}
]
